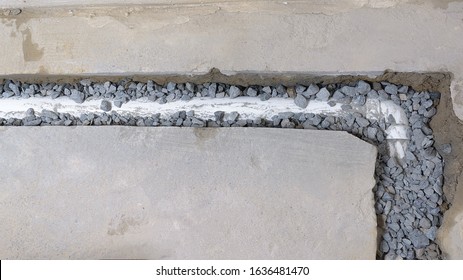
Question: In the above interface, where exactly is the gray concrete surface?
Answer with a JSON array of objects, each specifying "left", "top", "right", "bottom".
[
  {"left": 2, "top": 0, "right": 462, "bottom": 259},
  {"left": 1, "top": 1, "right": 463, "bottom": 120},
  {"left": 0, "top": 127, "right": 377, "bottom": 259},
  {"left": 438, "top": 170, "right": 463, "bottom": 259}
]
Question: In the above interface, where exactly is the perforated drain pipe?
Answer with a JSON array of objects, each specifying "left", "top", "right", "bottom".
[{"left": 0, "top": 96, "right": 408, "bottom": 160}]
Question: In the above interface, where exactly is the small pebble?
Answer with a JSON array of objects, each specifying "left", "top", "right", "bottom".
[
  {"left": 246, "top": 87, "right": 257, "bottom": 97},
  {"left": 229, "top": 86, "right": 242, "bottom": 99},
  {"left": 385, "top": 84, "right": 398, "bottom": 95},
  {"left": 70, "top": 90, "right": 85, "bottom": 104},
  {"left": 100, "top": 100, "right": 112, "bottom": 112},
  {"left": 113, "top": 100, "right": 123, "bottom": 108},
  {"left": 259, "top": 92, "right": 271, "bottom": 101},
  {"left": 225, "top": 111, "right": 239, "bottom": 122},
  {"left": 315, "top": 88, "right": 330, "bottom": 101},
  {"left": 356, "top": 81, "right": 371, "bottom": 95},
  {"left": 302, "top": 84, "right": 319, "bottom": 97},
  {"left": 352, "top": 95, "right": 366, "bottom": 106},
  {"left": 341, "top": 104, "right": 352, "bottom": 111},
  {"left": 340, "top": 86, "right": 356, "bottom": 97},
  {"left": 25, "top": 108, "right": 35, "bottom": 117},
  {"left": 356, "top": 116, "right": 370, "bottom": 127},
  {"left": 294, "top": 94, "right": 308, "bottom": 108}
]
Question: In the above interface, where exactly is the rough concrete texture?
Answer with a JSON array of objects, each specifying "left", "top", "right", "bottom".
[
  {"left": 438, "top": 170, "right": 463, "bottom": 259},
  {"left": 1, "top": 1, "right": 463, "bottom": 119},
  {"left": 418, "top": 75, "right": 463, "bottom": 260},
  {"left": 2, "top": 0, "right": 463, "bottom": 259},
  {"left": 433, "top": 77, "right": 463, "bottom": 259},
  {"left": 0, "top": 127, "right": 377, "bottom": 259}
]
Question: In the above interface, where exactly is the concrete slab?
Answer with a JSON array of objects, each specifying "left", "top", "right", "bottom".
[
  {"left": 0, "top": 127, "right": 377, "bottom": 259},
  {"left": 1, "top": 1, "right": 463, "bottom": 119},
  {"left": 438, "top": 170, "right": 463, "bottom": 259}
]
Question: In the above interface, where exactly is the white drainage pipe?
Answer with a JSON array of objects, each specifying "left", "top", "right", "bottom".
[
  {"left": 365, "top": 99, "right": 409, "bottom": 162},
  {"left": 0, "top": 96, "right": 408, "bottom": 160}
]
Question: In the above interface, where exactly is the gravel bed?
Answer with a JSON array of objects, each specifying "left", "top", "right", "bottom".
[{"left": 0, "top": 79, "right": 444, "bottom": 259}]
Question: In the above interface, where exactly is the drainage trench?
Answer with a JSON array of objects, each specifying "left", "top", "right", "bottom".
[{"left": 0, "top": 75, "right": 447, "bottom": 260}]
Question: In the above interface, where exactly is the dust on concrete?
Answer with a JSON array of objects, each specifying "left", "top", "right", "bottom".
[
  {"left": 193, "top": 127, "right": 218, "bottom": 142},
  {"left": 21, "top": 27, "right": 43, "bottom": 61},
  {"left": 107, "top": 214, "right": 143, "bottom": 236},
  {"left": 193, "top": 127, "right": 219, "bottom": 151}
]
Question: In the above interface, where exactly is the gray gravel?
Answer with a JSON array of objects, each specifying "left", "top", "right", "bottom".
[
  {"left": 315, "top": 87, "right": 331, "bottom": 101},
  {"left": 70, "top": 89, "right": 85, "bottom": 104},
  {"left": 302, "top": 84, "right": 319, "bottom": 98},
  {"left": 385, "top": 84, "right": 398, "bottom": 95},
  {"left": 25, "top": 108, "right": 35, "bottom": 117},
  {"left": 352, "top": 95, "right": 366, "bottom": 106},
  {"left": 294, "top": 94, "right": 308, "bottom": 108},
  {"left": 247, "top": 87, "right": 257, "bottom": 97},
  {"left": 0, "top": 80, "right": 299, "bottom": 108},
  {"left": 0, "top": 79, "right": 445, "bottom": 260},
  {"left": 100, "top": 100, "right": 112, "bottom": 112},
  {"left": 356, "top": 80, "right": 371, "bottom": 95},
  {"left": 113, "top": 100, "right": 123, "bottom": 108},
  {"left": 228, "top": 86, "right": 242, "bottom": 99}
]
